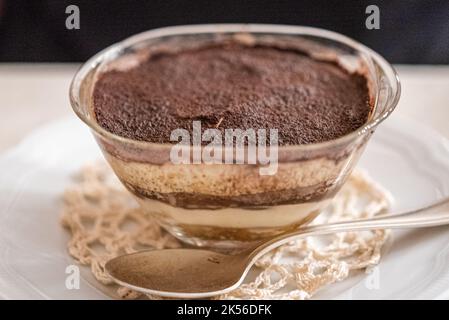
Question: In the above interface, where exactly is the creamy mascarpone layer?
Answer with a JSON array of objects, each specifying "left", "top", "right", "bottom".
[
  {"left": 104, "top": 153, "right": 346, "bottom": 197},
  {"left": 138, "top": 197, "right": 331, "bottom": 228}
]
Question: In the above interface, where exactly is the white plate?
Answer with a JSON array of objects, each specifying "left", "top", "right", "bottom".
[{"left": 0, "top": 114, "right": 449, "bottom": 300}]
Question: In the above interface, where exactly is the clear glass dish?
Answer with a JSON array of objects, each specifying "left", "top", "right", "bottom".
[{"left": 70, "top": 24, "right": 400, "bottom": 249}]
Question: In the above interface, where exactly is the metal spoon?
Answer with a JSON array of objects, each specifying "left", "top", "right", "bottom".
[{"left": 105, "top": 198, "right": 449, "bottom": 298}]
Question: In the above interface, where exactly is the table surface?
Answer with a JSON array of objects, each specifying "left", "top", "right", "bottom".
[{"left": 0, "top": 64, "right": 448, "bottom": 152}]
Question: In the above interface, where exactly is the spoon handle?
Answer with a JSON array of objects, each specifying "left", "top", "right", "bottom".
[{"left": 249, "top": 197, "right": 449, "bottom": 261}]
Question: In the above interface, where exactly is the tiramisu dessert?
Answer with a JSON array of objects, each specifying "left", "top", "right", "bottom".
[{"left": 87, "top": 33, "right": 375, "bottom": 247}]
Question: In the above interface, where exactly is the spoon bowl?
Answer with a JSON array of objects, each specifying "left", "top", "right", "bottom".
[{"left": 106, "top": 248, "right": 249, "bottom": 298}]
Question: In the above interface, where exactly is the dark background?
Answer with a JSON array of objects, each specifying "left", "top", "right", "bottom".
[{"left": 0, "top": 0, "right": 448, "bottom": 63}]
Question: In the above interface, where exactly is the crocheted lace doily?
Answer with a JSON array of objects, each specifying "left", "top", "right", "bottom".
[{"left": 61, "top": 163, "right": 393, "bottom": 300}]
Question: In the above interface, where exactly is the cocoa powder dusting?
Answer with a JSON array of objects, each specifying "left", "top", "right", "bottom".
[{"left": 93, "top": 42, "right": 372, "bottom": 145}]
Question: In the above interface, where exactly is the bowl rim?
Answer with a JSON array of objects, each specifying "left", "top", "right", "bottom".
[{"left": 69, "top": 23, "right": 401, "bottom": 151}]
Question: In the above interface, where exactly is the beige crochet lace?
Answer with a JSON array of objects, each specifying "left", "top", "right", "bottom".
[{"left": 61, "top": 163, "right": 393, "bottom": 300}]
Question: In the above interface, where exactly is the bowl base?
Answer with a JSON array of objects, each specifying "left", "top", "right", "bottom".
[{"left": 155, "top": 212, "right": 321, "bottom": 251}]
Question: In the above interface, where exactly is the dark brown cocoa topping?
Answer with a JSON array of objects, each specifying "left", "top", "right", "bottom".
[{"left": 93, "top": 41, "right": 372, "bottom": 145}]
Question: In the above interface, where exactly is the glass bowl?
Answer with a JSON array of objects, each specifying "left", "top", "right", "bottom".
[{"left": 70, "top": 24, "right": 400, "bottom": 249}]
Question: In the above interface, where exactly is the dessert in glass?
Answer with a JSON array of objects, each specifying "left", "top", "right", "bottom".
[{"left": 70, "top": 24, "right": 400, "bottom": 249}]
